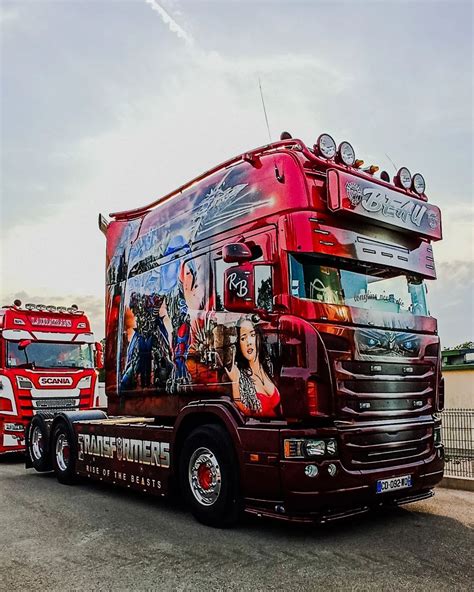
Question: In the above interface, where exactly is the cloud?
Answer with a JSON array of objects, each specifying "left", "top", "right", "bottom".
[
  {"left": 0, "top": 5, "right": 21, "bottom": 26},
  {"left": 429, "top": 260, "right": 474, "bottom": 347},
  {"left": 145, "top": 0, "right": 194, "bottom": 47}
]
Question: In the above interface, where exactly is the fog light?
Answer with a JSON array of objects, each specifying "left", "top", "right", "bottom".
[
  {"left": 327, "top": 463, "right": 337, "bottom": 477},
  {"left": 305, "top": 464, "right": 319, "bottom": 478},
  {"left": 4, "top": 423, "right": 24, "bottom": 432},
  {"left": 326, "top": 439, "right": 337, "bottom": 455}
]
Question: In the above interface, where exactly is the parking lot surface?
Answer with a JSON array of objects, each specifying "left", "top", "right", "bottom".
[{"left": 1, "top": 456, "right": 473, "bottom": 591}]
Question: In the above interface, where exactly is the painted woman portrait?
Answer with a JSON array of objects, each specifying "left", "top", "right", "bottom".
[{"left": 221, "top": 315, "right": 280, "bottom": 418}]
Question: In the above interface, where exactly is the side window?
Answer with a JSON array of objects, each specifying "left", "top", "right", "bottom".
[{"left": 255, "top": 265, "right": 273, "bottom": 312}]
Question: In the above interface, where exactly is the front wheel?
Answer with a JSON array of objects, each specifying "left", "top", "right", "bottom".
[
  {"left": 51, "top": 421, "right": 78, "bottom": 485},
  {"left": 179, "top": 424, "right": 242, "bottom": 527}
]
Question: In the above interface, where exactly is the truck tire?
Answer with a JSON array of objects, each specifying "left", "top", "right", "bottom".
[
  {"left": 27, "top": 415, "right": 52, "bottom": 472},
  {"left": 51, "top": 420, "right": 78, "bottom": 485},
  {"left": 179, "top": 424, "right": 242, "bottom": 527}
]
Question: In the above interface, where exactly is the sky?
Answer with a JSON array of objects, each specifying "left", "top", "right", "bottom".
[{"left": 1, "top": 0, "right": 473, "bottom": 346}]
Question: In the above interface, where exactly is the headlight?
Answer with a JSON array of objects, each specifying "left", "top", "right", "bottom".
[
  {"left": 412, "top": 173, "right": 426, "bottom": 195},
  {"left": 326, "top": 439, "right": 337, "bottom": 455},
  {"left": 396, "top": 167, "right": 412, "bottom": 189},
  {"left": 337, "top": 141, "right": 356, "bottom": 166},
  {"left": 316, "top": 133, "right": 336, "bottom": 159},
  {"left": 17, "top": 376, "right": 33, "bottom": 389},
  {"left": 434, "top": 426, "right": 442, "bottom": 446},
  {"left": 304, "top": 439, "right": 326, "bottom": 457},
  {"left": 78, "top": 375, "right": 92, "bottom": 389}
]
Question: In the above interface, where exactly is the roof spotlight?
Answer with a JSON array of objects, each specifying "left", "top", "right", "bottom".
[
  {"left": 13, "top": 299, "right": 22, "bottom": 308},
  {"left": 315, "top": 133, "right": 336, "bottom": 159},
  {"left": 395, "top": 167, "right": 412, "bottom": 189},
  {"left": 280, "top": 131, "right": 293, "bottom": 140},
  {"left": 337, "top": 141, "right": 356, "bottom": 166},
  {"left": 412, "top": 173, "right": 426, "bottom": 195}
]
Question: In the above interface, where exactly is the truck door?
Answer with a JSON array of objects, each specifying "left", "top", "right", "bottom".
[{"left": 211, "top": 228, "right": 282, "bottom": 419}]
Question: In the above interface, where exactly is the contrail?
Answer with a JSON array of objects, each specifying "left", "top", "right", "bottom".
[{"left": 145, "top": 0, "right": 195, "bottom": 48}]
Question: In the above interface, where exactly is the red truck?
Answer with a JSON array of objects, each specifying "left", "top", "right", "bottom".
[
  {"left": 0, "top": 301, "right": 102, "bottom": 455},
  {"left": 26, "top": 133, "right": 444, "bottom": 526}
]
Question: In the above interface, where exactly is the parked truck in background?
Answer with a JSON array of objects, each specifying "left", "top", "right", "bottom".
[
  {"left": 26, "top": 132, "right": 444, "bottom": 526},
  {"left": 0, "top": 301, "right": 103, "bottom": 455}
]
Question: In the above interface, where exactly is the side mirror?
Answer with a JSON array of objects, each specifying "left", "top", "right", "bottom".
[
  {"left": 95, "top": 342, "right": 104, "bottom": 370},
  {"left": 18, "top": 339, "right": 32, "bottom": 350},
  {"left": 223, "top": 264, "right": 255, "bottom": 312},
  {"left": 222, "top": 243, "right": 253, "bottom": 263}
]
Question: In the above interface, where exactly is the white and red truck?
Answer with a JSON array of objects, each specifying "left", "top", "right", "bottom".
[{"left": 0, "top": 300, "right": 103, "bottom": 455}]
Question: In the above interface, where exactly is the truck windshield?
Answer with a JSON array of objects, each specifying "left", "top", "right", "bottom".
[
  {"left": 6, "top": 342, "right": 94, "bottom": 369},
  {"left": 289, "top": 254, "right": 430, "bottom": 316}
]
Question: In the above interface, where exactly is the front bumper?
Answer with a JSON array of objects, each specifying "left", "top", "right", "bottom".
[{"left": 242, "top": 420, "right": 444, "bottom": 523}]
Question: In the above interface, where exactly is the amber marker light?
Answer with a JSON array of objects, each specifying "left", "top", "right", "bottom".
[{"left": 354, "top": 159, "right": 364, "bottom": 168}]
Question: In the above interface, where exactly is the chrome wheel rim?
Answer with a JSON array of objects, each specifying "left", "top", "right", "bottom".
[
  {"left": 189, "top": 447, "right": 221, "bottom": 506},
  {"left": 55, "top": 433, "right": 70, "bottom": 472},
  {"left": 31, "top": 426, "right": 44, "bottom": 461}
]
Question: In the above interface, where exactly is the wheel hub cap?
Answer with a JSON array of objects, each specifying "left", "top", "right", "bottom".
[{"left": 189, "top": 447, "right": 221, "bottom": 506}]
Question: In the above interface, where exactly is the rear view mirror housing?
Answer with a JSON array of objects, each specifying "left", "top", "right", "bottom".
[{"left": 222, "top": 243, "right": 253, "bottom": 263}]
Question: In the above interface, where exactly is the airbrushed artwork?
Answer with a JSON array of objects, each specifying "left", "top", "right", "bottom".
[{"left": 105, "top": 163, "right": 283, "bottom": 418}]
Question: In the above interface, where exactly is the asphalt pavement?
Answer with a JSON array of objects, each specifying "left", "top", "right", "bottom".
[{"left": 1, "top": 455, "right": 473, "bottom": 591}]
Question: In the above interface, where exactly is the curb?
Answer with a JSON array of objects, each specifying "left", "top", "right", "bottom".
[{"left": 439, "top": 476, "right": 474, "bottom": 492}]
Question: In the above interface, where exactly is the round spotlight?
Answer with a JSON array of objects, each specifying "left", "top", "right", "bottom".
[
  {"left": 316, "top": 133, "right": 336, "bottom": 159},
  {"left": 280, "top": 131, "right": 292, "bottom": 140},
  {"left": 396, "top": 167, "right": 412, "bottom": 189},
  {"left": 412, "top": 173, "right": 426, "bottom": 195},
  {"left": 337, "top": 141, "right": 356, "bottom": 166},
  {"left": 13, "top": 299, "right": 22, "bottom": 307},
  {"left": 304, "top": 465, "right": 319, "bottom": 478}
]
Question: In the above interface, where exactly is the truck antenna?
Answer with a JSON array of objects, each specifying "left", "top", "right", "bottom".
[
  {"left": 258, "top": 77, "right": 273, "bottom": 143},
  {"left": 258, "top": 77, "right": 284, "bottom": 182},
  {"left": 384, "top": 153, "right": 399, "bottom": 173}
]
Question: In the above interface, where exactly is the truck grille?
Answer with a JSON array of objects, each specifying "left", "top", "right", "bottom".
[
  {"left": 332, "top": 358, "right": 436, "bottom": 419},
  {"left": 34, "top": 399, "right": 78, "bottom": 410},
  {"left": 339, "top": 423, "right": 433, "bottom": 470}
]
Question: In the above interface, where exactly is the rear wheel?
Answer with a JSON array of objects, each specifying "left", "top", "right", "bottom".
[
  {"left": 27, "top": 416, "right": 52, "bottom": 472},
  {"left": 179, "top": 424, "right": 241, "bottom": 527},
  {"left": 51, "top": 421, "right": 78, "bottom": 485}
]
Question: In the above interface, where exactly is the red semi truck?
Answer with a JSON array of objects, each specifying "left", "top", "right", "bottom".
[
  {"left": 26, "top": 133, "right": 444, "bottom": 526},
  {"left": 0, "top": 301, "right": 102, "bottom": 455}
]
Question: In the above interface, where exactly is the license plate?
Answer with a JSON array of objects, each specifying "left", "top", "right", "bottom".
[{"left": 376, "top": 475, "right": 412, "bottom": 494}]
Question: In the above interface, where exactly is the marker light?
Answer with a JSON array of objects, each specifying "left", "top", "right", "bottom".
[
  {"left": 337, "top": 141, "right": 356, "bottom": 166},
  {"left": 354, "top": 159, "right": 364, "bottom": 168},
  {"left": 396, "top": 167, "right": 412, "bottom": 189},
  {"left": 315, "top": 133, "right": 336, "bottom": 159},
  {"left": 412, "top": 173, "right": 426, "bottom": 195},
  {"left": 364, "top": 165, "right": 379, "bottom": 175}
]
